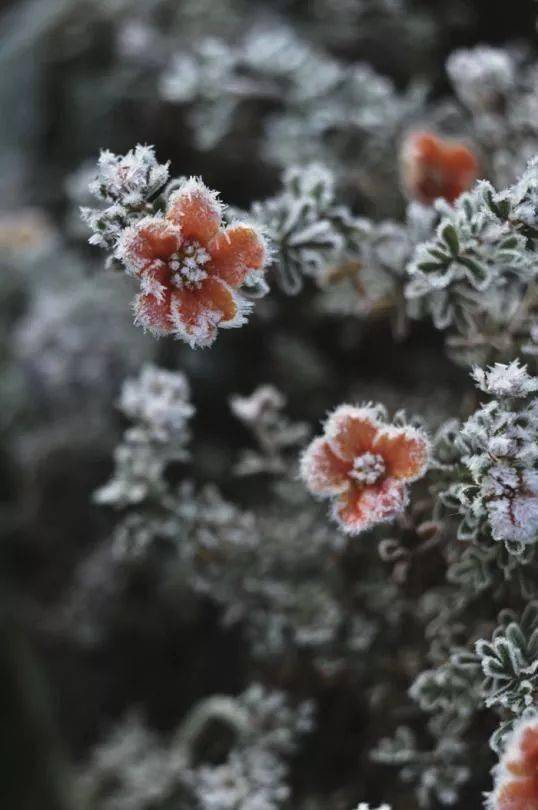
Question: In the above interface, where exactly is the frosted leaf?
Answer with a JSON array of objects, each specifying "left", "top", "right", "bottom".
[
  {"left": 95, "top": 365, "right": 193, "bottom": 507},
  {"left": 472, "top": 360, "right": 538, "bottom": 398},
  {"left": 447, "top": 46, "right": 515, "bottom": 112},
  {"left": 119, "top": 364, "right": 194, "bottom": 442}
]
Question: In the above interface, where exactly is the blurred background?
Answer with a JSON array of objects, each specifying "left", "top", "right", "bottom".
[{"left": 0, "top": 1, "right": 536, "bottom": 808}]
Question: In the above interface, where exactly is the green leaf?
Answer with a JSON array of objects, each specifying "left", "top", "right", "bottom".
[{"left": 441, "top": 224, "right": 460, "bottom": 256}]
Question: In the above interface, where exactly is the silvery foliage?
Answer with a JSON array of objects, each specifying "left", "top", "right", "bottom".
[
  {"left": 81, "top": 145, "right": 170, "bottom": 254},
  {"left": 252, "top": 164, "right": 364, "bottom": 294},
  {"left": 95, "top": 364, "right": 194, "bottom": 507},
  {"left": 398, "top": 601, "right": 538, "bottom": 779},
  {"left": 372, "top": 363, "right": 538, "bottom": 807},
  {"left": 406, "top": 158, "right": 538, "bottom": 366},
  {"left": 434, "top": 361, "right": 538, "bottom": 553},
  {"left": 76, "top": 683, "right": 313, "bottom": 810},
  {"left": 447, "top": 45, "right": 538, "bottom": 187},
  {"left": 230, "top": 385, "right": 309, "bottom": 475},
  {"left": 178, "top": 477, "right": 396, "bottom": 674},
  {"left": 318, "top": 202, "right": 436, "bottom": 327},
  {"left": 100, "top": 380, "right": 389, "bottom": 672},
  {"left": 476, "top": 602, "right": 538, "bottom": 752},
  {"left": 159, "top": 20, "right": 424, "bottom": 201}
]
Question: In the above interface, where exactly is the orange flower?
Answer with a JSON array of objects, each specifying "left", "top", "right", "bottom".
[
  {"left": 400, "top": 131, "right": 479, "bottom": 205},
  {"left": 491, "top": 718, "right": 538, "bottom": 810},
  {"left": 300, "top": 405, "right": 429, "bottom": 535},
  {"left": 116, "top": 178, "right": 267, "bottom": 347}
]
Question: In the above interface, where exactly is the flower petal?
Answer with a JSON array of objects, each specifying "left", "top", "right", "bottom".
[
  {"left": 116, "top": 216, "right": 181, "bottom": 275},
  {"left": 373, "top": 426, "right": 429, "bottom": 481},
  {"left": 496, "top": 780, "right": 538, "bottom": 810},
  {"left": 325, "top": 405, "right": 380, "bottom": 462},
  {"left": 134, "top": 287, "right": 173, "bottom": 337},
  {"left": 333, "top": 478, "right": 408, "bottom": 536},
  {"left": 167, "top": 178, "right": 222, "bottom": 243},
  {"left": 208, "top": 223, "right": 267, "bottom": 288},
  {"left": 168, "top": 276, "right": 239, "bottom": 348},
  {"left": 401, "top": 131, "right": 478, "bottom": 204},
  {"left": 300, "top": 437, "right": 351, "bottom": 496}
]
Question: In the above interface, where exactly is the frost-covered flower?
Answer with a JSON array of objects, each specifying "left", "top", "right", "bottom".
[
  {"left": 400, "top": 131, "right": 479, "bottom": 205},
  {"left": 489, "top": 715, "right": 538, "bottom": 809},
  {"left": 300, "top": 404, "right": 429, "bottom": 535},
  {"left": 116, "top": 177, "right": 267, "bottom": 346}
]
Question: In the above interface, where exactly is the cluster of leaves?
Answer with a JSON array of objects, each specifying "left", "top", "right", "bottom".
[
  {"left": 406, "top": 162, "right": 538, "bottom": 365},
  {"left": 376, "top": 363, "right": 538, "bottom": 807}
]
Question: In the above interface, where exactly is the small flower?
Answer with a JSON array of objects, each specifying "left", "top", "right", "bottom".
[
  {"left": 116, "top": 177, "right": 267, "bottom": 347},
  {"left": 400, "top": 131, "right": 479, "bottom": 205},
  {"left": 300, "top": 405, "right": 429, "bottom": 535},
  {"left": 490, "top": 716, "right": 538, "bottom": 810}
]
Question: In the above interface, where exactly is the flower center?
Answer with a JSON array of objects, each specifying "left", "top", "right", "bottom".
[
  {"left": 350, "top": 452, "right": 386, "bottom": 485},
  {"left": 169, "top": 241, "right": 210, "bottom": 289}
]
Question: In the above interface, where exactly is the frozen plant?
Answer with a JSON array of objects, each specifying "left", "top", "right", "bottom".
[
  {"left": 81, "top": 144, "right": 170, "bottom": 253},
  {"left": 84, "top": 149, "right": 269, "bottom": 346},
  {"left": 406, "top": 157, "right": 538, "bottom": 365},
  {"left": 95, "top": 364, "right": 194, "bottom": 507},
  {"left": 300, "top": 403, "right": 429, "bottom": 536},
  {"left": 230, "top": 385, "right": 309, "bottom": 475},
  {"left": 116, "top": 177, "right": 267, "bottom": 345},
  {"left": 252, "top": 164, "right": 363, "bottom": 294},
  {"left": 435, "top": 361, "right": 538, "bottom": 549}
]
